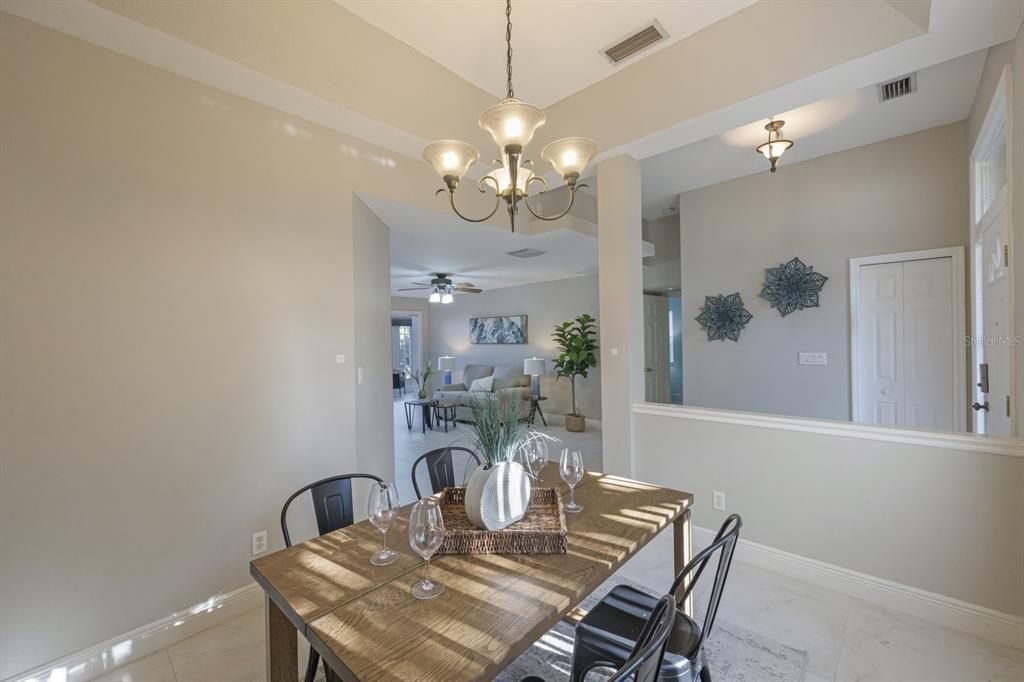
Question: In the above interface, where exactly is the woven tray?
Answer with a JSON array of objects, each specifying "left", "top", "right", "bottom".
[{"left": 436, "top": 487, "right": 567, "bottom": 555}]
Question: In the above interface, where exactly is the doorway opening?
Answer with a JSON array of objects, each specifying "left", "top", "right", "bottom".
[{"left": 969, "top": 66, "right": 1015, "bottom": 436}]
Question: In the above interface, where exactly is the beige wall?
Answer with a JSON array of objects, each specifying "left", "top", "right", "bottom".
[
  {"left": 598, "top": 156, "right": 645, "bottom": 476},
  {"left": 353, "top": 198, "right": 394, "bottom": 480},
  {"left": 633, "top": 408, "right": 1024, "bottom": 615},
  {"left": 0, "top": 15, "right": 424, "bottom": 676},
  {"left": 967, "top": 37, "right": 1024, "bottom": 431},
  {"left": 679, "top": 122, "right": 970, "bottom": 421},
  {"left": 427, "top": 276, "right": 601, "bottom": 422}
]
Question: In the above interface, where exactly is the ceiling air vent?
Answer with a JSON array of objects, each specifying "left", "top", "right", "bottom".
[
  {"left": 602, "top": 22, "right": 668, "bottom": 64},
  {"left": 507, "top": 248, "right": 545, "bottom": 259},
  {"left": 876, "top": 73, "right": 917, "bottom": 102}
]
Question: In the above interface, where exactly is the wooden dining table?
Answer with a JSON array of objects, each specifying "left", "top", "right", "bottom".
[{"left": 251, "top": 462, "right": 694, "bottom": 681}]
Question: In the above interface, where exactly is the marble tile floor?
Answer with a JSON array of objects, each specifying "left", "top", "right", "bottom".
[{"left": 87, "top": 401, "right": 1024, "bottom": 681}]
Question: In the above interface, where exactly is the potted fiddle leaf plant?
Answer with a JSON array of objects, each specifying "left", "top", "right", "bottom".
[
  {"left": 552, "top": 314, "right": 598, "bottom": 432},
  {"left": 463, "top": 397, "right": 533, "bottom": 530},
  {"left": 406, "top": 362, "right": 435, "bottom": 399}
]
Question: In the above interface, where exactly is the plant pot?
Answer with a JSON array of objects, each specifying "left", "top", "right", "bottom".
[
  {"left": 565, "top": 414, "right": 585, "bottom": 432},
  {"left": 418, "top": 389, "right": 428, "bottom": 399},
  {"left": 464, "top": 461, "right": 532, "bottom": 530}
]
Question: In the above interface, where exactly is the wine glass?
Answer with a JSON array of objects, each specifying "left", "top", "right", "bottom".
[
  {"left": 368, "top": 481, "right": 400, "bottom": 566},
  {"left": 520, "top": 436, "right": 549, "bottom": 479},
  {"left": 408, "top": 498, "right": 446, "bottom": 599},
  {"left": 559, "top": 448, "right": 585, "bottom": 513}
]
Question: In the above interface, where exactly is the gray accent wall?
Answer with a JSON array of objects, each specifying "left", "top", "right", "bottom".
[
  {"left": 679, "top": 122, "right": 970, "bottom": 421},
  {"left": 427, "top": 276, "right": 601, "bottom": 421}
]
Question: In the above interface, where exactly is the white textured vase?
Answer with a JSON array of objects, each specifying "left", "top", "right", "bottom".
[{"left": 464, "top": 460, "right": 532, "bottom": 530}]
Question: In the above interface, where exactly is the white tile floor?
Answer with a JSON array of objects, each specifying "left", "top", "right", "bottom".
[{"left": 87, "top": 401, "right": 1024, "bottom": 681}]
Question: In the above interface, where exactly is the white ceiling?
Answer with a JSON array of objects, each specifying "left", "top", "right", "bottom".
[
  {"left": 362, "top": 195, "right": 599, "bottom": 297},
  {"left": 639, "top": 48, "right": 988, "bottom": 219},
  {"left": 337, "top": 0, "right": 756, "bottom": 108}
]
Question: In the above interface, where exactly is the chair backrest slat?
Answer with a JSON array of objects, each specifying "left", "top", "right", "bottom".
[
  {"left": 669, "top": 514, "right": 742, "bottom": 650},
  {"left": 609, "top": 595, "right": 676, "bottom": 682},
  {"left": 280, "top": 473, "right": 384, "bottom": 547},
  {"left": 411, "top": 447, "right": 481, "bottom": 499}
]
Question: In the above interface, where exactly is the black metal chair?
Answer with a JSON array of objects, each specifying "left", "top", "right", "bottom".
[
  {"left": 410, "top": 446, "right": 481, "bottom": 499},
  {"left": 280, "top": 473, "right": 384, "bottom": 682},
  {"left": 569, "top": 514, "right": 743, "bottom": 682},
  {"left": 523, "top": 594, "right": 676, "bottom": 682}
]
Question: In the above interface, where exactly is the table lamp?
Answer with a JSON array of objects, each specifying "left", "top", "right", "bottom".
[
  {"left": 438, "top": 356, "right": 456, "bottom": 385},
  {"left": 523, "top": 357, "right": 545, "bottom": 398}
]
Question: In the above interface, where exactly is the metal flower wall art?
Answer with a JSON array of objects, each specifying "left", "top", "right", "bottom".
[
  {"left": 695, "top": 293, "right": 753, "bottom": 342},
  {"left": 760, "top": 257, "right": 828, "bottom": 317}
]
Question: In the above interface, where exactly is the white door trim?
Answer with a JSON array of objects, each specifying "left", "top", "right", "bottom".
[{"left": 849, "top": 246, "right": 966, "bottom": 431}]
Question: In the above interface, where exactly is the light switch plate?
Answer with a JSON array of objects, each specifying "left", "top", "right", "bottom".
[
  {"left": 335, "top": 354, "right": 345, "bottom": 364},
  {"left": 799, "top": 352, "right": 827, "bottom": 366}
]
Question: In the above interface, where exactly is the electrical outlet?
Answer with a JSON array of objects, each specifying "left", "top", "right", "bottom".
[
  {"left": 712, "top": 491, "right": 726, "bottom": 511},
  {"left": 252, "top": 530, "right": 268, "bottom": 556}
]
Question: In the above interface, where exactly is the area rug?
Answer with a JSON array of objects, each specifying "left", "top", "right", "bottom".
[{"left": 496, "top": 578, "right": 809, "bottom": 682}]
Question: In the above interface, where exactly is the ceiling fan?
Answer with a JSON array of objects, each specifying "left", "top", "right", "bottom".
[{"left": 398, "top": 273, "right": 482, "bottom": 303}]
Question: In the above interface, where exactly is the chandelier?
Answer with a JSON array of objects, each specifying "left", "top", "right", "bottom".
[
  {"left": 422, "top": 0, "right": 596, "bottom": 232},
  {"left": 756, "top": 119, "right": 793, "bottom": 173}
]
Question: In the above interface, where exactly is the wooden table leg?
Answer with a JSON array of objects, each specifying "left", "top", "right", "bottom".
[
  {"left": 266, "top": 595, "right": 298, "bottom": 682},
  {"left": 673, "top": 508, "right": 693, "bottom": 617}
]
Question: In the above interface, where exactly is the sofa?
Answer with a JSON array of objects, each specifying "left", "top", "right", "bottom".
[{"left": 434, "top": 364, "right": 530, "bottom": 422}]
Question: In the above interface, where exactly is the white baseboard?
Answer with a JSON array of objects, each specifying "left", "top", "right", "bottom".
[
  {"left": 693, "top": 526, "right": 1024, "bottom": 650},
  {"left": 7, "top": 582, "right": 263, "bottom": 682}
]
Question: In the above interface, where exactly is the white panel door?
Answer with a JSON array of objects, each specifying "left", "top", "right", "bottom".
[
  {"left": 903, "top": 258, "right": 955, "bottom": 430},
  {"left": 643, "top": 295, "right": 671, "bottom": 403},
  {"left": 858, "top": 263, "right": 905, "bottom": 426},
  {"left": 974, "top": 199, "right": 1012, "bottom": 435},
  {"left": 856, "top": 258, "right": 957, "bottom": 430}
]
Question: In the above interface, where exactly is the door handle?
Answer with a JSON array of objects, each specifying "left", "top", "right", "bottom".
[{"left": 972, "top": 401, "right": 990, "bottom": 412}]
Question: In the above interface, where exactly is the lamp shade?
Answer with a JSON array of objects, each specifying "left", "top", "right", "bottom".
[
  {"left": 478, "top": 98, "right": 545, "bottom": 151},
  {"left": 523, "top": 358, "right": 546, "bottom": 376},
  {"left": 438, "top": 356, "right": 456, "bottom": 372},
  {"left": 541, "top": 137, "right": 596, "bottom": 179},
  {"left": 423, "top": 140, "right": 479, "bottom": 180}
]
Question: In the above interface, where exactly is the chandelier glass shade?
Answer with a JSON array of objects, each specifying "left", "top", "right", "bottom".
[
  {"left": 422, "top": 0, "right": 596, "bottom": 232},
  {"left": 755, "top": 119, "right": 793, "bottom": 173}
]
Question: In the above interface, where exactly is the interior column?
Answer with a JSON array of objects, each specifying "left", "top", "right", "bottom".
[{"left": 597, "top": 154, "right": 645, "bottom": 477}]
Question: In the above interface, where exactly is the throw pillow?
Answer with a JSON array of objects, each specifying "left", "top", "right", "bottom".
[{"left": 469, "top": 376, "right": 495, "bottom": 393}]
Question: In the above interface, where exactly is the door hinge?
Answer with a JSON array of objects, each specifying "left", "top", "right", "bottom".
[
  {"left": 1006, "top": 244, "right": 1010, "bottom": 268},
  {"left": 1008, "top": 395, "right": 1012, "bottom": 418}
]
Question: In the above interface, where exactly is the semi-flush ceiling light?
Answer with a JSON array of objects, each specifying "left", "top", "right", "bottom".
[
  {"left": 422, "top": 0, "right": 596, "bottom": 232},
  {"left": 756, "top": 119, "right": 794, "bottom": 173}
]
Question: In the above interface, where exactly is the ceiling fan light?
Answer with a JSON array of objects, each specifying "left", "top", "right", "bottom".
[
  {"left": 541, "top": 137, "right": 596, "bottom": 180},
  {"left": 441, "top": 292, "right": 454, "bottom": 304},
  {"left": 423, "top": 140, "right": 479, "bottom": 181},
  {"left": 428, "top": 291, "right": 441, "bottom": 303},
  {"left": 479, "top": 98, "right": 546, "bottom": 151}
]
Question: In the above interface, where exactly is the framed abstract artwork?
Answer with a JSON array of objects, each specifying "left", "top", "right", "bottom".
[{"left": 470, "top": 315, "right": 528, "bottom": 344}]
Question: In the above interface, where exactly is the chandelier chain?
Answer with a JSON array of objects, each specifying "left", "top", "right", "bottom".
[{"left": 505, "top": 0, "right": 513, "bottom": 99}]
